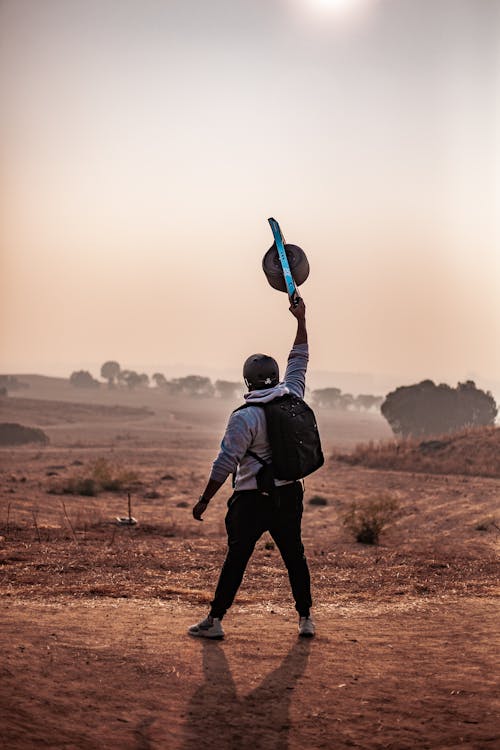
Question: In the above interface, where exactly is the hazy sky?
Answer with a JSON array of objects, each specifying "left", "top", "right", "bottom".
[{"left": 1, "top": 0, "right": 499, "bottom": 391}]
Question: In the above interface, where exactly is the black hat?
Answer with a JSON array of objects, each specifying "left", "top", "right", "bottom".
[{"left": 243, "top": 354, "right": 279, "bottom": 390}]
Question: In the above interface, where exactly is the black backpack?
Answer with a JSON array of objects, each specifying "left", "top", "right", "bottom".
[{"left": 235, "top": 394, "right": 324, "bottom": 490}]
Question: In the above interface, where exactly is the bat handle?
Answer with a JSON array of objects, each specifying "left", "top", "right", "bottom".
[{"left": 290, "top": 291, "right": 301, "bottom": 308}]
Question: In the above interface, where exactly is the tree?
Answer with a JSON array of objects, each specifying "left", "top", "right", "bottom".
[
  {"left": 152, "top": 373, "right": 167, "bottom": 388},
  {"left": 214, "top": 380, "right": 241, "bottom": 399},
  {"left": 69, "top": 370, "right": 99, "bottom": 388},
  {"left": 354, "top": 394, "right": 384, "bottom": 411},
  {"left": 100, "top": 361, "right": 120, "bottom": 388},
  {"left": 339, "top": 393, "right": 354, "bottom": 411},
  {"left": 312, "top": 387, "right": 342, "bottom": 409},
  {"left": 456, "top": 380, "right": 497, "bottom": 427},
  {"left": 168, "top": 375, "right": 215, "bottom": 398},
  {"left": 119, "top": 370, "right": 143, "bottom": 389},
  {"left": 381, "top": 380, "right": 498, "bottom": 438}
]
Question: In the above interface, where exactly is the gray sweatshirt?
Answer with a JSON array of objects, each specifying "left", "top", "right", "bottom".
[{"left": 210, "top": 343, "right": 308, "bottom": 491}]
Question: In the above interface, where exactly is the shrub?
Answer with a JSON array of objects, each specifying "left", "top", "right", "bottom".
[
  {"left": 0, "top": 423, "right": 49, "bottom": 446},
  {"left": 66, "top": 477, "right": 98, "bottom": 496},
  {"left": 475, "top": 517, "right": 499, "bottom": 532},
  {"left": 49, "top": 458, "right": 138, "bottom": 496},
  {"left": 308, "top": 495, "right": 328, "bottom": 506},
  {"left": 91, "top": 458, "right": 137, "bottom": 491},
  {"left": 342, "top": 496, "right": 400, "bottom": 545}
]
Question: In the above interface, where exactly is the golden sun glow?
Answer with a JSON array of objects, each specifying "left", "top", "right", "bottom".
[{"left": 307, "top": 0, "right": 367, "bottom": 12}]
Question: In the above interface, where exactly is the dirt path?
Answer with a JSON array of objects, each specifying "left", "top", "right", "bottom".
[
  {"left": 1, "top": 403, "right": 499, "bottom": 748},
  {"left": 1, "top": 596, "right": 499, "bottom": 750}
]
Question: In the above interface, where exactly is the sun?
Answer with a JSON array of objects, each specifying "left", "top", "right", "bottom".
[{"left": 307, "top": 0, "right": 366, "bottom": 11}]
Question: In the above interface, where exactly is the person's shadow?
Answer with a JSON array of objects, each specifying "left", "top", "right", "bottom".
[{"left": 182, "top": 638, "right": 311, "bottom": 750}]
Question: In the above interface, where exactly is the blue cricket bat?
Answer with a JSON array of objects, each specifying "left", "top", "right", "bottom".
[{"left": 268, "top": 217, "right": 301, "bottom": 307}]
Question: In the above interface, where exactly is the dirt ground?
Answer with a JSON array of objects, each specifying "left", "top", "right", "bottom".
[{"left": 1, "top": 386, "right": 499, "bottom": 749}]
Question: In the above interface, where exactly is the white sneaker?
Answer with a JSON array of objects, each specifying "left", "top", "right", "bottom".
[
  {"left": 298, "top": 616, "right": 315, "bottom": 638},
  {"left": 188, "top": 615, "right": 225, "bottom": 639}
]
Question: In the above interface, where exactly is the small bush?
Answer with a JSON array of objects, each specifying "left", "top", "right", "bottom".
[
  {"left": 144, "top": 490, "right": 161, "bottom": 499},
  {"left": 308, "top": 495, "right": 328, "bottom": 506},
  {"left": 475, "top": 517, "right": 499, "bottom": 532},
  {"left": 66, "top": 477, "right": 98, "bottom": 496},
  {"left": 342, "top": 496, "right": 400, "bottom": 545},
  {"left": 49, "top": 458, "right": 138, "bottom": 496},
  {"left": 91, "top": 458, "right": 137, "bottom": 491},
  {"left": 0, "top": 423, "right": 49, "bottom": 446}
]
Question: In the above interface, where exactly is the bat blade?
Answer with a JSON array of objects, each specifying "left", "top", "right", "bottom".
[{"left": 268, "top": 217, "right": 300, "bottom": 306}]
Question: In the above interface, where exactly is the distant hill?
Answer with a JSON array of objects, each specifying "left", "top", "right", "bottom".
[
  {"left": 11, "top": 374, "right": 68, "bottom": 387},
  {"left": 0, "top": 397, "right": 153, "bottom": 426}
]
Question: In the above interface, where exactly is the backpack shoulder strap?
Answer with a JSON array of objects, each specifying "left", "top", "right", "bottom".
[
  {"left": 232, "top": 402, "right": 265, "bottom": 414},
  {"left": 246, "top": 449, "right": 267, "bottom": 466},
  {"left": 231, "top": 403, "right": 268, "bottom": 464}
]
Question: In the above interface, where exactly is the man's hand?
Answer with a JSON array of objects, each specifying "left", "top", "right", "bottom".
[
  {"left": 192, "top": 479, "right": 222, "bottom": 521},
  {"left": 192, "top": 498, "right": 209, "bottom": 521},
  {"left": 289, "top": 297, "right": 306, "bottom": 320}
]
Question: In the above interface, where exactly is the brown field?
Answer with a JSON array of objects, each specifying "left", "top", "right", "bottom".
[
  {"left": 335, "top": 427, "right": 500, "bottom": 480},
  {"left": 1, "top": 381, "right": 499, "bottom": 749}
]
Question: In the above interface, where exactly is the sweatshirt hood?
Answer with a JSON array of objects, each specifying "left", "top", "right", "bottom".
[{"left": 243, "top": 382, "right": 290, "bottom": 404}]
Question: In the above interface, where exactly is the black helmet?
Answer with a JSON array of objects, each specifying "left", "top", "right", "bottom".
[{"left": 243, "top": 354, "right": 279, "bottom": 390}]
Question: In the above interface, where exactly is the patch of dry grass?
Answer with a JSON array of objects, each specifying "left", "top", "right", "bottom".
[
  {"left": 333, "top": 426, "right": 500, "bottom": 478},
  {"left": 474, "top": 516, "right": 499, "bottom": 533},
  {"left": 48, "top": 458, "right": 139, "bottom": 496},
  {"left": 342, "top": 495, "right": 400, "bottom": 544}
]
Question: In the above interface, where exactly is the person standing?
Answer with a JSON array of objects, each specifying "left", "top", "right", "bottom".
[{"left": 188, "top": 298, "right": 315, "bottom": 639}]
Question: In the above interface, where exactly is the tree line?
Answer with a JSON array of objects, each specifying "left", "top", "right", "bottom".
[
  {"left": 311, "top": 388, "right": 383, "bottom": 412},
  {"left": 69, "top": 362, "right": 383, "bottom": 409},
  {"left": 69, "top": 361, "right": 243, "bottom": 399},
  {"left": 68, "top": 364, "right": 498, "bottom": 437}
]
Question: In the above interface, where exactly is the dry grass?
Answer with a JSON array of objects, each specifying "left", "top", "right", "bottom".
[
  {"left": 474, "top": 516, "right": 499, "bottom": 533},
  {"left": 342, "top": 495, "right": 400, "bottom": 545},
  {"left": 333, "top": 426, "right": 500, "bottom": 478},
  {"left": 48, "top": 457, "right": 139, "bottom": 496}
]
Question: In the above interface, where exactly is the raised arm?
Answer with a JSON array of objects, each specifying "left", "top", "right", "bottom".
[
  {"left": 282, "top": 298, "right": 308, "bottom": 398},
  {"left": 290, "top": 298, "right": 307, "bottom": 345}
]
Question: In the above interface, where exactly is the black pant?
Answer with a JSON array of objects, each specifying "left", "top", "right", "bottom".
[{"left": 209, "top": 482, "right": 312, "bottom": 620}]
